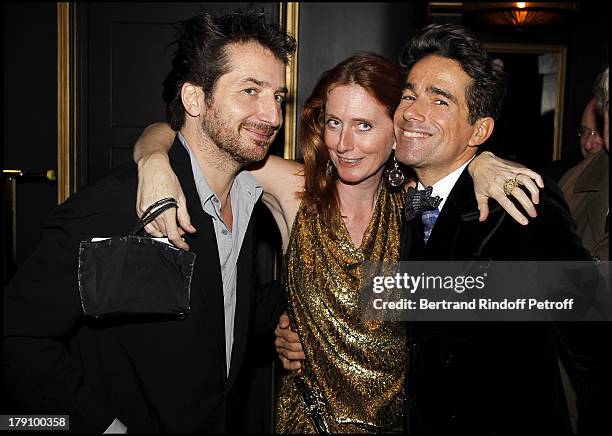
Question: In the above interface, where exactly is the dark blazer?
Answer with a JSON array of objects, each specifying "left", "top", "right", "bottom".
[
  {"left": 401, "top": 168, "right": 610, "bottom": 434},
  {"left": 3, "top": 139, "right": 284, "bottom": 433}
]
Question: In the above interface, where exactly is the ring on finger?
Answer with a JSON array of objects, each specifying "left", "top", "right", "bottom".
[{"left": 503, "top": 178, "right": 518, "bottom": 196}]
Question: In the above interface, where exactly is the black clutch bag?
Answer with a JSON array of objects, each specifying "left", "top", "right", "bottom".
[{"left": 77, "top": 197, "right": 195, "bottom": 320}]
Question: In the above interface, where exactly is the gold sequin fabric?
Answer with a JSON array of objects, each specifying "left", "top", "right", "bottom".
[{"left": 275, "top": 186, "right": 406, "bottom": 433}]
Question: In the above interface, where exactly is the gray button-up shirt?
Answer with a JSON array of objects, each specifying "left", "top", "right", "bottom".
[{"left": 179, "top": 133, "right": 262, "bottom": 376}]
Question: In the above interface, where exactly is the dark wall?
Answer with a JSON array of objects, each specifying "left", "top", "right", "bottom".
[
  {"left": 294, "top": 2, "right": 427, "bottom": 158},
  {"left": 2, "top": 2, "right": 57, "bottom": 277},
  {"left": 465, "top": 3, "right": 609, "bottom": 169}
]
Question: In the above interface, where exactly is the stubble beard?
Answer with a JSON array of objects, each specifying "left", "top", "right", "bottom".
[{"left": 200, "top": 104, "right": 274, "bottom": 168}]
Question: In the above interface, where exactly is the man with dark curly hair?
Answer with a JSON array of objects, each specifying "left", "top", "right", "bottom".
[{"left": 3, "top": 10, "right": 295, "bottom": 433}]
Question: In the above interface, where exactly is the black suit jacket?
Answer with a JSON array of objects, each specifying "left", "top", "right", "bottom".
[
  {"left": 3, "top": 139, "right": 284, "bottom": 433},
  {"left": 401, "top": 168, "right": 610, "bottom": 434}
]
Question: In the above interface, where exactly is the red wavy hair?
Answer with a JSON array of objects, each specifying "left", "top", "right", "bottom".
[{"left": 300, "top": 52, "right": 403, "bottom": 235}]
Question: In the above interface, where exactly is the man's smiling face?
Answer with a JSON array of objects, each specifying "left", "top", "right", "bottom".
[
  {"left": 199, "top": 41, "right": 287, "bottom": 165},
  {"left": 394, "top": 55, "right": 481, "bottom": 182}
]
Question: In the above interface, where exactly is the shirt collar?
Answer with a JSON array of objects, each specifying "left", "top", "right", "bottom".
[
  {"left": 178, "top": 132, "right": 215, "bottom": 206},
  {"left": 417, "top": 155, "right": 476, "bottom": 211},
  {"left": 177, "top": 132, "right": 263, "bottom": 211}
]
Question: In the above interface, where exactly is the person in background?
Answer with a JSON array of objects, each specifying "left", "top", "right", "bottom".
[
  {"left": 578, "top": 96, "right": 604, "bottom": 158},
  {"left": 542, "top": 78, "right": 605, "bottom": 182},
  {"left": 558, "top": 65, "right": 610, "bottom": 433},
  {"left": 560, "top": 66, "right": 609, "bottom": 262}
]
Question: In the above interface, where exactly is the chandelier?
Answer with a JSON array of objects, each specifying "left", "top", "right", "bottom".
[{"left": 463, "top": 2, "right": 579, "bottom": 30}]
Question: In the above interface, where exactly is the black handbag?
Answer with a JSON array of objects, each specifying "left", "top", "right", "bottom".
[{"left": 77, "top": 197, "right": 195, "bottom": 320}]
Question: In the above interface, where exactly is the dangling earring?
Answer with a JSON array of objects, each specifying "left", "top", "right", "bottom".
[
  {"left": 326, "top": 159, "right": 333, "bottom": 176},
  {"left": 386, "top": 155, "right": 405, "bottom": 188}
]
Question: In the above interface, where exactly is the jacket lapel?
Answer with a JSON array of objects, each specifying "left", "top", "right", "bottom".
[
  {"left": 423, "top": 194, "right": 463, "bottom": 260},
  {"left": 401, "top": 210, "right": 425, "bottom": 261},
  {"left": 573, "top": 150, "right": 609, "bottom": 193},
  {"left": 169, "top": 139, "right": 227, "bottom": 373},
  {"left": 585, "top": 188, "right": 608, "bottom": 238},
  {"left": 421, "top": 169, "right": 473, "bottom": 260},
  {"left": 576, "top": 152, "right": 609, "bottom": 237},
  {"left": 423, "top": 168, "right": 507, "bottom": 261},
  {"left": 226, "top": 217, "right": 255, "bottom": 388}
]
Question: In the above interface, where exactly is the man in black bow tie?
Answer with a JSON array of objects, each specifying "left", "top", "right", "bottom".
[{"left": 394, "top": 24, "right": 610, "bottom": 434}]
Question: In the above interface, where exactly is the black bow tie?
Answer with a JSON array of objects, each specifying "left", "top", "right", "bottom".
[{"left": 404, "top": 186, "right": 442, "bottom": 221}]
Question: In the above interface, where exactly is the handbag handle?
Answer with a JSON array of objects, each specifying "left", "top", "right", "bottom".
[{"left": 131, "top": 197, "right": 178, "bottom": 236}]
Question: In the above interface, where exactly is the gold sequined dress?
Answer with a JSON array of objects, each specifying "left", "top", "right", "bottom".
[{"left": 275, "top": 186, "right": 406, "bottom": 433}]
